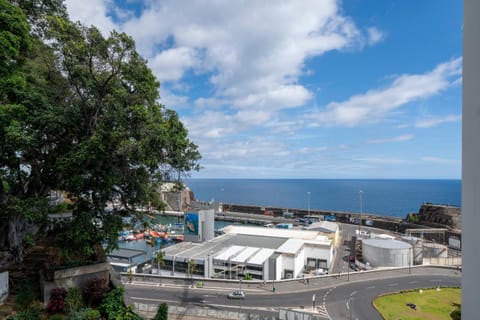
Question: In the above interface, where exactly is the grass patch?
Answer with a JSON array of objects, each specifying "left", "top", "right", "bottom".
[{"left": 374, "top": 287, "right": 461, "bottom": 320}]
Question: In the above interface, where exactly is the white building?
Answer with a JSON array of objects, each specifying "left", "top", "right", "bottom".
[{"left": 161, "top": 225, "right": 333, "bottom": 280}]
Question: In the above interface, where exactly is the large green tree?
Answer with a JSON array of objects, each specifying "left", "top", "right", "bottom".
[{"left": 0, "top": 0, "right": 200, "bottom": 266}]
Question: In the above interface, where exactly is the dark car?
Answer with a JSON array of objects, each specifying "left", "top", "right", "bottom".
[{"left": 227, "top": 290, "right": 246, "bottom": 299}]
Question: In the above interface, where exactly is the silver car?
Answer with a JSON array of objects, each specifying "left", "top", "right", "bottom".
[{"left": 227, "top": 290, "right": 246, "bottom": 299}]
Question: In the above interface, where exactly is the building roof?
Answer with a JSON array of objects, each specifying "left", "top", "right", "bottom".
[
  {"left": 214, "top": 245, "right": 245, "bottom": 260},
  {"left": 107, "top": 248, "right": 145, "bottom": 260},
  {"left": 276, "top": 239, "right": 304, "bottom": 254},
  {"left": 248, "top": 248, "right": 275, "bottom": 265},
  {"left": 222, "top": 225, "right": 322, "bottom": 240},
  {"left": 306, "top": 221, "right": 338, "bottom": 233},
  {"left": 232, "top": 247, "right": 260, "bottom": 263}
]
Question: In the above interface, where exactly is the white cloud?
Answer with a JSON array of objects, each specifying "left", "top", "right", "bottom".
[
  {"left": 366, "top": 27, "right": 385, "bottom": 46},
  {"left": 158, "top": 89, "right": 190, "bottom": 109},
  {"left": 149, "top": 47, "right": 200, "bottom": 82},
  {"left": 309, "top": 58, "right": 462, "bottom": 127},
  {"left": 102, "top": 0, "right": 376, "bottom": 112},
  {"left": 64, "top": 0, "right": 117, "bottom": 35},
  {"left": 421, "top": 157, "right": 460, "bottom": 164},
  {"left": 367, "top": 134, "right": 414, "bottom": 144},
  {"left": 355, "top": 157, "right": 409, "bottom": 164},
  {"left": 415, "top": 114, "right": 461, "bottom": 128}
]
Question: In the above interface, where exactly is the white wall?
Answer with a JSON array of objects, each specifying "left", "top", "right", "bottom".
[
  {"left": 294, "top": 249, "right": 305, "bottom": 278},
  {"left": 304, "top": 245, "right": 333, "bottom": 267},
  {"left": 463, "top": 1, "right": 480, "bottom": 318}
]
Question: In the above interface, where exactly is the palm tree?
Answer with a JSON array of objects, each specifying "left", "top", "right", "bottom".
[
  {"left": 188, "top": 259, "right": 197, "bottom": 285},
  {"left": 156, "top": 250, "right": 166, "bottom": 275}
]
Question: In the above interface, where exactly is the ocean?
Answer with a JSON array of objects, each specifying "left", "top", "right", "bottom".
[{"left": 186, "top": 179, "right": 461, "bottom": 218}]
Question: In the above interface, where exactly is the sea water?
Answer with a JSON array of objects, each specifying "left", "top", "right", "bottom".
[{"left": 186, "top": 179, "right": 461, "bottom": 218}]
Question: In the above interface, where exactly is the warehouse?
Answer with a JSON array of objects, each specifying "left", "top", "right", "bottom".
[{"left": 160, "top": 225, "right": 333, "bottom": 280}]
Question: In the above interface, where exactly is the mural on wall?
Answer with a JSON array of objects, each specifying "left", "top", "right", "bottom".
[{"left": 185, "top": 212, "right": 199, "bottom": 235}]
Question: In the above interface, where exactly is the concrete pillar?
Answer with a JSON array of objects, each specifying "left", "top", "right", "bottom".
[{"left": 463, "top": 1, "right": 480, "bottom": 318}]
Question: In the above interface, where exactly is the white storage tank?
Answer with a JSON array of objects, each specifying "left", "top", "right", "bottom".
[
  {"left": 402, "top": 236, "right": 423, "bottom": 265},
  {"left": 423, "top": 242, "right": 448, "bottom": 258},
  {"left": 362, "top": 239, "right": 412, "bottom": 268}
]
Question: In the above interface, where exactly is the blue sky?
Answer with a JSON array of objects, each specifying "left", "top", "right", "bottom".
[{"left": 65, "top": 0, "right": 462, "bottom": 179}]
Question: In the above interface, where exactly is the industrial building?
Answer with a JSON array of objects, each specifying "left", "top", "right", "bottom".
[{"left": 160, "top": 225, "right": 333, "bottom": 280}]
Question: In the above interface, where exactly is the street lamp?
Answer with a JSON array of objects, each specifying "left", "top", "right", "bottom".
[
  {"left": 239, "top": 278, "right": 242, "bottom": 292},
  {"left": 307, "top": 192, "right": 311, "bottom": 216},
  {"left": 358, "top": 190, "right": 363, "bottom": 233}
]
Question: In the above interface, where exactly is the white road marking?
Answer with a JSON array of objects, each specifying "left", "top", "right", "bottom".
[{"left": 367, "top": 286, "right": 375, "bottom": 289}]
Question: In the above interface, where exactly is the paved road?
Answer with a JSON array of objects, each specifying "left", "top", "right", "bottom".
[{"left": 124, "top": 267, "right": 460, "bottom": 319}]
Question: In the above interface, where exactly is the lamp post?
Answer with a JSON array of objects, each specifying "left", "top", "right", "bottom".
[
  {"left": 307, "top": 192, "right": 311, "bottom": 216},
  {"left": 239, "top": 278, "right": 242, "bottom": 292},
  {"left": 358, "top": 190, "right": 363, "bottom": 233},
  {"left": 408, "top": 247, "right": 411, "bottom": 274}
]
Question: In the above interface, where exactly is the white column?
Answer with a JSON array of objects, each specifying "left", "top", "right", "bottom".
[{"left": 463, "top": 1, "right": 480, "bottom": 318}]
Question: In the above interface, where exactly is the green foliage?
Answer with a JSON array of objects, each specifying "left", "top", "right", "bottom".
[
  {"left": 154, "top": 303, "right": 168, "bottom": 320},
  {"left": 66, "top": 308, "right": 99, "bottom": 320},
  {"left": 98, "top": 287, "right": 142, "bottom": 320},
  {"left": 14, "top": 282, "right": 36, "bottom": 311},
  {"left": 99, "top": 287, "right": 124, "bottom": 319},
  {"left": 243, "top": 273, "right": 252, "bottom": 280},
  {"left": 49, "top": 315, "right": 64, "bottom": 320},
  {"left": 450, "top": 308, "right": 461, "bottom": 320},
  {"left": 1, "top": 0, "right": 201, "bottom": 265},
  {"left": 65, "top": 287, "right": 84, "bottom": 313},
  {"left": 84, "top": 309, "right": 101, "bottom": 320},
  {"left": 155, "top": 250, "right": 166, "bottom": 268},
  {"left": 7, "top": 305, "right": 42, "bottom": 320}
]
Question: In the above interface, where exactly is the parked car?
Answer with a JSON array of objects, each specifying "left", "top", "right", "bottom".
[
  {"left": 315, "top": 268, "right": 328, "bottom": 275},
  {"left": 227, "top": 290, "right": 246, "bottom": 299}
]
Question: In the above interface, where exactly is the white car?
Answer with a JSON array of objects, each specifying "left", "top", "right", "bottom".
[
  {"left": 315, "top": 269, "right": 328, "bottom": 275},
  {"left": 227, "top": 290, "right": 246, "bottom": 299}
]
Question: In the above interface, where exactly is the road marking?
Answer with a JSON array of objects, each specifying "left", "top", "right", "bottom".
[
  {"left": 367, "top": 286, "right": 375, "bottom": 289},
  {"left": 408, "top": 281, "right": 418, "bottom": 284},
  {"left": 131, "top": 297, "right": 178, "bottom": 303}
]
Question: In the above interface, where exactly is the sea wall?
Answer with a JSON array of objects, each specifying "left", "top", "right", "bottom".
[{"left": 221, "top": 203, "right": 462, "bottom": 246}]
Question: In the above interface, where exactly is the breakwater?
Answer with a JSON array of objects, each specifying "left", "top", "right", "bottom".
[{"left": 221, "top": 203, "right": 461, "bottom": 246}]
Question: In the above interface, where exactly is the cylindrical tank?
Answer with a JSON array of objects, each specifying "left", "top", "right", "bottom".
[
  {"left": 423, "top": 242, "right": 448, "bottom": 258},
  {"left": 362, "top": 239, "right": 412, "bottom": 268},
  {"left": 402, "top": 236, "right": 424, "bottom": 265}
]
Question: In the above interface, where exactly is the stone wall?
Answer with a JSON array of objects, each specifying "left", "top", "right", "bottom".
[
  {"left": 418, "top": 203, "right": 461, "bottom": 229},
  {"left": 40, "top": 262, "right": 110, "bottom": 307}
]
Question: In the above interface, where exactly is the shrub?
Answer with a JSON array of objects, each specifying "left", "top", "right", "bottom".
[
  {"left": 84, "top": 277, "right": 109, "bottom": 307},
  {"left": 67, "top": 308, "right": 100, "bottom": 320},
  {"left": 65, "top": 287, "right": 84, "bottom": 312},
  {"left": 450, "top": 308, "right": 461, "bottom": 320},
  {"left": 99, "top": 287, "right": 124, "bottom": 319},
  {"left": 7, "top": 305, "right": 42, "bottom": 320},
  {"left": 47, "top": 288, "right": 67, "bottom": 313},
  {"left": 154, "top": 303, "right": 168, "bottom": 320},
  {"left": 14, "top": 282, "right": 36, "bottom": 311},
  {"left": 49, "top": 315, "right": 64, "bottom": 320},
  {"left": 85, "top": 309, "right": 101, "bottom": 320}
]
